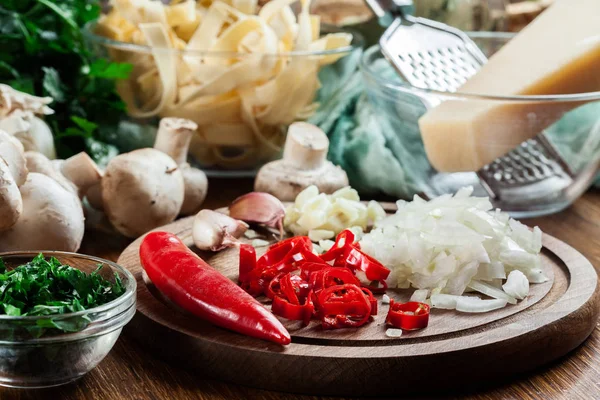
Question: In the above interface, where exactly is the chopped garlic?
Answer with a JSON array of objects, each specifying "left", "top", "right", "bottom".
[
  {"left": 319, "top": 239, "right": 335, "bottom": 252},
  {"left": 312, "top": 243, "right": 323, "bottom": 255},
  {"left": 244, "top": 229, "right": 258, "bottom": 239},
  {"left": 385, "top": 328, "right": 403, "bottom": 338},
  {"left": 284, "top": 185, "right": 386, "bottom": 240},
  {"left": 382, "top": 294, "right": 391, "bottom": 304},
  {"left": 308, "top": 229, "right": 335, "bottom": 242},
  {"left": 251, "top": 239, "right": 270, "bottom": 248}
]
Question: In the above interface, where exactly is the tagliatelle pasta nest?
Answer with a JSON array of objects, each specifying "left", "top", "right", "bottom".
[{"left": 95, "top": 0, "right": 353, "bottom": 169}]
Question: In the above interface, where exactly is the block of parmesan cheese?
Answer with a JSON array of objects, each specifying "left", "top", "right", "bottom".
[{"left": 418, "top": 0, "right": 600, "bottom": 172}]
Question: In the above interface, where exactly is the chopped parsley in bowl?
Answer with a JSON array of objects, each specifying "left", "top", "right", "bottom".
[{"left": 0, "top": 252, "right": 136, "bottom": 388}]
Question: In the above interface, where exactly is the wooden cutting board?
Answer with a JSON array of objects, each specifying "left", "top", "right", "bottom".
[{"left": 118, "top": 216, "right": 599, "bottom": 397}]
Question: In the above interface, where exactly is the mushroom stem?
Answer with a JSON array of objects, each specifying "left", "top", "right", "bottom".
[
  {"left": 0, "top": 84, "right": 53, "bottom": 117},
  {"left": 153, "top": 117, "right": 208, "bottom": 216},
  {"left": 282, "top": 122, "right": 329, "bottom": 170},
  {"left": 154, "top": 117, "right": 197, "bottom": 164},
  {"left": 254, "top": 122, "right": 349, "bottom": 201},
  {"left": 86, "top": 181, "right": 104, "bottom": 211},
  {"left": 57, "top": 152, "right": 103, "bottom": 196}
]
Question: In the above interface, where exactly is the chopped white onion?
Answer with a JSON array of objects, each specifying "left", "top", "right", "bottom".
[
  {"left": 382, "top": 294, "right": 391, "bottom": 304},
  {"left": 502, "top": 270, "right": 529, "bottom": 300},
  {"left": 359, "top": 187, "right": 546, "bottom": 312},
  {"left": 430, "top": 294, "right": 461, "bottom": 310},
  {"left": 455, "top": 297, "right": 507, "bottom": 313},
  {"left": 410, "top": 289, "right": 428, "bottom": 303},
  {"left": 467, "top": 280, "right": 517, "bottom": 305}
]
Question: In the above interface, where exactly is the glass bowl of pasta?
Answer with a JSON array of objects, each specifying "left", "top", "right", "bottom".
[{"left": 85, "top": 0, "right": 364, "bottom": 175}]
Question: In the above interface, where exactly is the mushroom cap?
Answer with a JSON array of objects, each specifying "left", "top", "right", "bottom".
[
  {"left": 179, "top": 165, "right": 208, "bottom": 216},
  {"left": 102, "top": 148, "right": 185, "bottom": 238},
  {"left": 25, "top": 151, "right": 76, "bottom": 195},
  {"left": 0, "top": 157, "right": 22, "bottom": 232},
  {"left": 0, "top": 129, "right": 27, "bottom": 187},
  {"left": 0, "top": 173, "right": 84, "bottom": 252},
  {"left": 254, "top": 160, "right": 349, "bottom": 201}
]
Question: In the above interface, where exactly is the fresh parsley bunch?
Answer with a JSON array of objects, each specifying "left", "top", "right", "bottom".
[{"left": 0, "top": 0, "right": 131, "bottom": 161}]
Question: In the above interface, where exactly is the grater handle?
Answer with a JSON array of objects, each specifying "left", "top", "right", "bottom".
[{"left": 363, "top": 0, "right": 413, "bottom": 26}]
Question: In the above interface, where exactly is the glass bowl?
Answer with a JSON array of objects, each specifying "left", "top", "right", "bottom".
[
  {"left": 84, "top": 22, "right": 364, "bottom": 177},
  {"left": 0, "top": 252, "right": 136, "bottom": 388},
  {"left": 359, "top": 33, "right": 600, "bottom": 218}
]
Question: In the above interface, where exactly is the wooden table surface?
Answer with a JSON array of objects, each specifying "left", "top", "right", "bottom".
[{"left": 3, "top": 178, "right": 600, "bottom": 400}]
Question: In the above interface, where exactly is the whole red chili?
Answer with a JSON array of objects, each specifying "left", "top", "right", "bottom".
[{"left": 140, "top": 232, "right": 291, "bottom": 345}]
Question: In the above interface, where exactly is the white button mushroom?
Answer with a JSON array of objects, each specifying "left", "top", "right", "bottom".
[
  {"left": 154, "top": 117, "right": 208, "bottom": 216},
  {"left": 0, "top": 158, "right": 22, "bottom": 232},
  {"left": 0, "top": 129, "right": 28, "bottom": 187},
  {"left": 0, "top": 84, "right": 56, "bottom": 159},
  {"left": 101, "top": 148, "right": 185, "bottom": 238},
  {"left": 0, "top": 129, "right": 28, "bottom": 231},
  {"left": 254, "top": 122, "right": 349, "bottom": 201},
  {"left": 0, "top": 173, "right": 84, "bottom": 252},
  {"left": 25, "top": 151, "right": 77, "bottom": 195},
  {"left": 52, "top": 152, "right": 103, "bottom": 198}
]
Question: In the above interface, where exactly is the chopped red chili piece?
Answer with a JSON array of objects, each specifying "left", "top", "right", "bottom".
[
  {"left": 272, "top": 293, "right": 314, "bottom": 326},
  {"left": 386, "top": 300, "right": 430, "bottom": 331},
  {"left": 238, "top": 230, "right": 397, "bottom": 331},
  {"left": 238, "top": 244, "right": 256, "bottom": 284},
  {"left": 317, "top": 284, "right": 372, "bottom": 329}
]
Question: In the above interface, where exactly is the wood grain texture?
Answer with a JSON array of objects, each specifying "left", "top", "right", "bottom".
[
  {"left": 2, "top": 179, "right": 600, "bottom": 400},
  {"left": 115, "top": 211, "right": 598, "bottom": 397}
]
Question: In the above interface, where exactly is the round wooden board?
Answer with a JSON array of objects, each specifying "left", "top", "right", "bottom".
[{"left": 118, "top": 216, "right": 600, "bottom": 397}]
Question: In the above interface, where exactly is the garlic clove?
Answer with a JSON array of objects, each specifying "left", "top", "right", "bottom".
[
  {"left": 228, "top": 192, "right": 286, "bottom": 238},
  {"left": 192, "top": 209, "right": 248, "bottom": 251}
]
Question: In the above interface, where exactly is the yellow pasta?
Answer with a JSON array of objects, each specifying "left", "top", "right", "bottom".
[{"left": 96, "top": 0, "right": 352, "bottom": 169}]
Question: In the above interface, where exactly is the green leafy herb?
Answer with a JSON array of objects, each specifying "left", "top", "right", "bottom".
[
  {"left": 0, "top": 254, "right": 125, "bottom": 334},
  {"left": 0, "top": 0, "right": 131, "bottom": 160}
]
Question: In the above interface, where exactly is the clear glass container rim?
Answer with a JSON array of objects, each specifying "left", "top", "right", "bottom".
[
  {"left": 360, "top": 33, "right": 600, "bottom": 103},
  {"left": 84, "top": 21, "right": 365, "bottom": 58}
]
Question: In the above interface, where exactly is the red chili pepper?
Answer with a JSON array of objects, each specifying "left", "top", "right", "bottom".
[
  {"left": 140, "top": 232, "right": 291, "bottom": 345},
  {"left": 386, "top": 300, "right": 430, "bottom": 331},
  {"left": 320, "top": 230, "right": 355, "bottom": 262},
  {"left": 238, "top": 244, "right": 256, "bottom": 283},
  {"left": 362, "top": 279, "right": 388, "bottom": 294},
  {"left": 308, "top": 267, "right": 361, "bottom": 295},
  {"left": 362, "top": 287, "right": 378, "bottom": 316},
  {"left": 317, "top": 284, "right": 372, "bottom": 329},
  {"left": 337, "top": 245, "right": 391, "bottom": 281},
  {"left": 272, "top": 290, "right": 314, "bottom": 326}
]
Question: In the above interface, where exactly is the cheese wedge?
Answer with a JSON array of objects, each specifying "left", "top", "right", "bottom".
[{"left": 418, "top": 0, "right": 600, "bottom": 172}]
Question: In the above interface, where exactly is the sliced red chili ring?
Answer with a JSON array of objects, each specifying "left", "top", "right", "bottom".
[
  {"left": 361, "top": 287, "right": 377, "bottom": 316},
  {"left": 362, "top": 279, "right": 388, "bottom": 294},
  {"left": 272, "top": 294, "right": 314, "bottom": 326},
  {"left": 309, "top": 267, "right": 361, "bottom": 295},
  {"left": 320, "top": 230, "right": 355, "bottom": 262},
  {"left": 317, "top": 284, "right": 372, "bottom": 329},
  {"left": 238, "top": 244, "right": 256, "bottom": 284},
  {"left": 266, "top": 273, "right": 309, "bottom": 300},
  {"left": 386, "top": 300, "right": 430, "bottom": 331}
]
